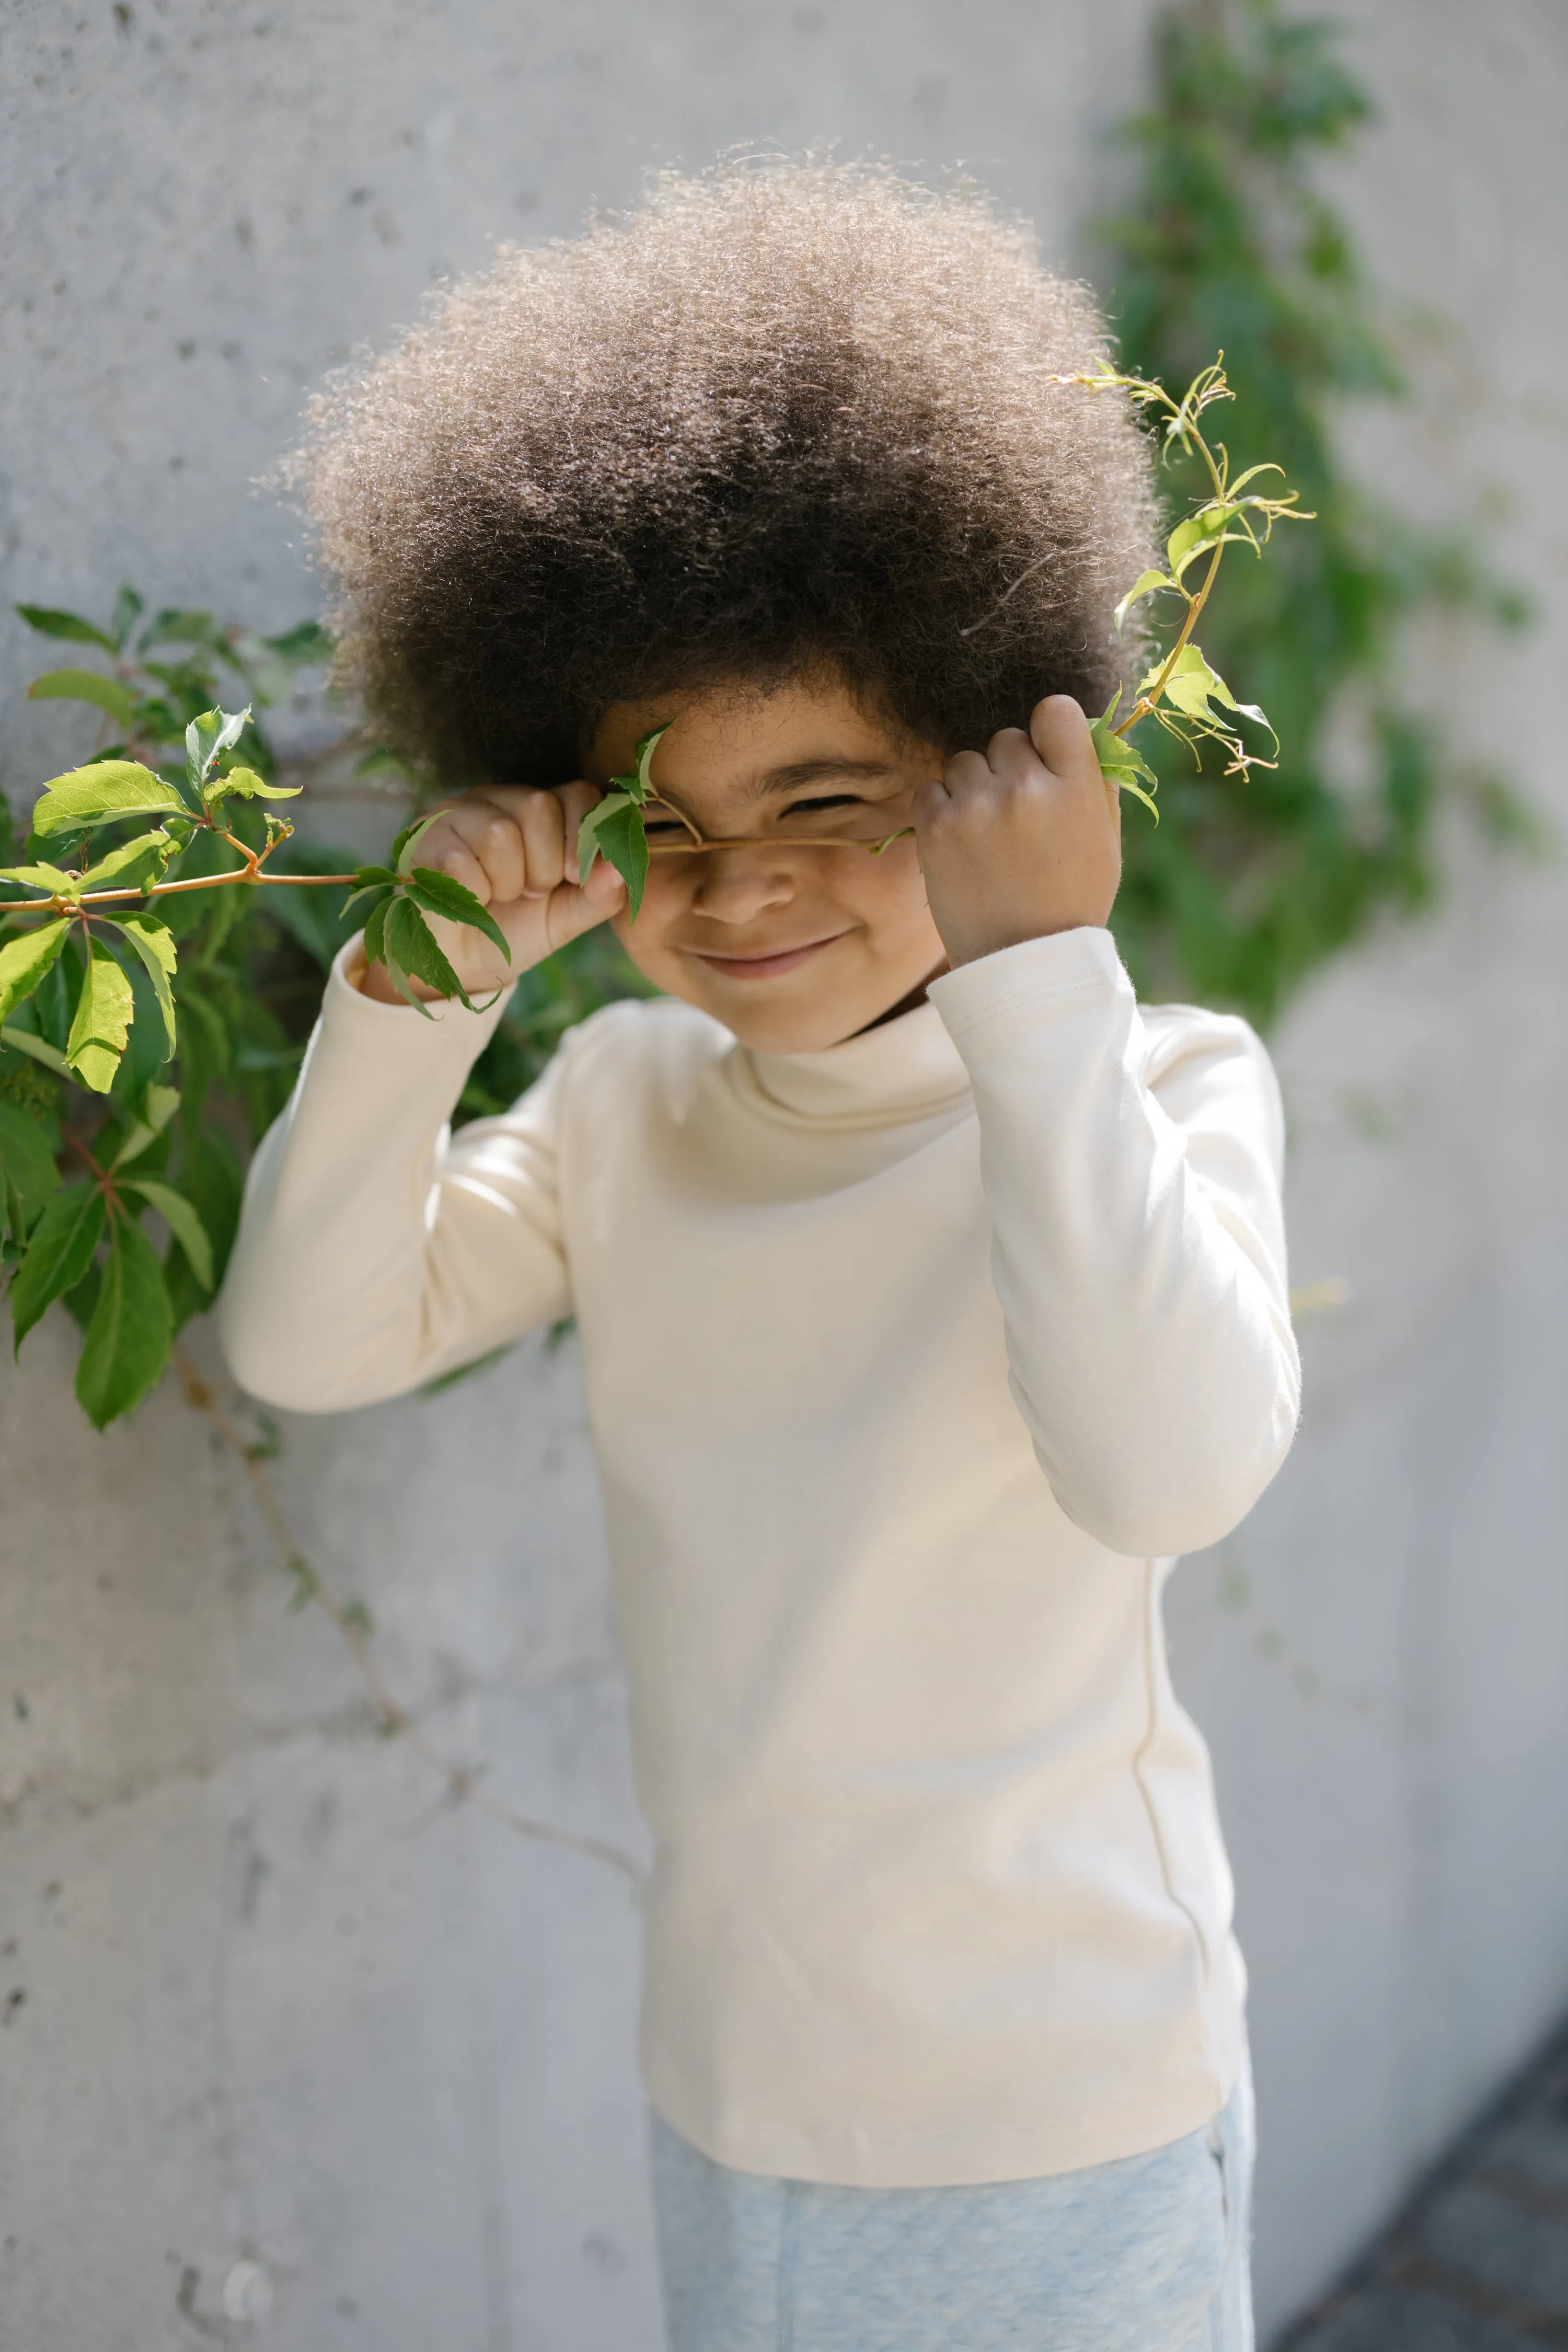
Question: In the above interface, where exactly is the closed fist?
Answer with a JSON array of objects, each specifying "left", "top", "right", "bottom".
[
  {"left": 360, "top": 781, "right": 625, "bottom": 1004},
  {"left": 914, "top": 695, "right": 1121, "bottom": 969}
]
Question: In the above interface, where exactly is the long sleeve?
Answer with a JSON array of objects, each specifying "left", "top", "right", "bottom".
[
  {"left": 929, "top": 927, "right": 1299, "bottom": 1558},
  {"left": 217, "top": 940, "right": 572, "bottom": 1411}
]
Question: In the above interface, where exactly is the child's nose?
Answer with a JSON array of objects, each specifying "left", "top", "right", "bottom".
[{"left": 689, "top": 847, "right": 798, "bottom": 924}]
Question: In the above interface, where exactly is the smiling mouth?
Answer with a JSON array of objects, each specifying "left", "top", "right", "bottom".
[{"left": 687, "top": 933, "right": 848, "bottom": 981}]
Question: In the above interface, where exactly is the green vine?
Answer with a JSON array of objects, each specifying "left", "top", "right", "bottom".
[
  {"left": 1099, "top": 0, "right": 1532, "bottom": 1024},
  {"left": 0, "top": 592, "right": 652, "bottom": 1424},
  {"left": 0, "top": 0, "right": 1531, "bottom": 1435}
]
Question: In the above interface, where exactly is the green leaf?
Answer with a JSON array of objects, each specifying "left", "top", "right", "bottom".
[
  {"left": 75, "top": 831, "right": 177, "bottom": 897},
  {"left": 186, "top": 706, "right": 252, "bottom": 795},
  {"left": 1138, "top": 643, "right": 1274, "bottom": 739},
  {"left": 262, "top": 619, "right": 334, "bottom": 665},
  {"left": 120, "top": 1177, "right": 213, "bottom": 1292},
  {"left": 405, "top": 867, "right": 511, "bottom": 963},
  {"left": 577, "top": 792, "right": 649, "bottom": 917},
  {"left": 1163, "top": 502, "right": 1265, "bottom": 582},
  {"left": 110, "top": 1078, "right": 181, "bottom": 1171},
  {"left": 110, "top": 913, "right": 179, "bottom": 1056},
  {"left": 63, "top": 1259, "right": 102, "bottom": 1333},
  {"left": 0, "top": 1023, "right": 72, "bottom": 1079},
  {"left": 137, "top": 607, "right": 229, "bottom": 656},
  {"left": 27, "top": 668, "right": 140, "bottom": 731},
  {"left": 633, "top": 724, "right": 668, "bottom": 802},
  {"left": 163, "top": 1124, "right": 243, "bottom": 1327},
  {"left": 170, "top": 979, "right": 229, "bottom": 1104},
  {"left": 1090, "top": 707, "right": 1161, "bottom": 823},
  {"left": 341, "top": 863, "right": 398, "bottom": 912},
  {"left": 359, "top": 891, "right": 395, "bottom": 970},
  {"left": 15, "top": 603, "right": 117, "bottom": 652},
  {"left": 2, "top": 832, "right": 173, "bottom": 905},
  {"left": 10, "top": 1182, "right": 105, "bottom": 1351},
  {"left": 75, "top": 1215, "right": 172, "bottom": 1427},
  {"left": 0, "top": 1098, "right": 57, "bottom": 1243},
  {"left": 109, "top": 585, "right": 144, "bottom": 649},
  {"left": 215, "top": 765, "right": 301, "bottom": 801},
  {"left": 1114, "top": 569, "right": 1178, "bottom": 633},
  {"left": 66, "top": 937, "right": 136, "bottom": 1093},
  {"left": 144, "top": 1081, "right": 181, "bottom": 1132},
  {"left": 391, "top": 812, "right": 442, "bottom": 878},
  {"left": 31, "top": 760, "right": 187, "bottom": 837},
  {"left": 0, "top": 918, "right": 72, "bottom": 1023},
  {"left": 1, "top": 860, "right": 78, "bottom": 897},
  {"left": 382, "top": 894, "right": 470, "bottom": 1012}
]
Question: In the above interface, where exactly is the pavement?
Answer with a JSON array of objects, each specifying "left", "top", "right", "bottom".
[{"left": 1280, "top": 2026, "right": 1568, "bottom": 2351}]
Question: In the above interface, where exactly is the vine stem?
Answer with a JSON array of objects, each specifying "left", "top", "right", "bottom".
[
  {"left": 1110, "top": 536, "right": 1226, "bottom": 741},
  {"left": 0, "top": 871, "right": 359, "bottom": 916},
  {"left": 171, "top": 1343, "right": 645, "bottom": 1892}
]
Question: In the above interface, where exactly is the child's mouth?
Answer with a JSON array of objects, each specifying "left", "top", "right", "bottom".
[{"left": 690, "top": 935, "right": 846, "bottom": 981}]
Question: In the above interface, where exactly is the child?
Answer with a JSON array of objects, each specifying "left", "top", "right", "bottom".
[{"left": 222, "top": 163, "right": 1298, "bottom": 2351}]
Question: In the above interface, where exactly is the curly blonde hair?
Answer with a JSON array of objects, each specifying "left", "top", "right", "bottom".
[{"left": 294, "top": 159, "right": 1157, "bottom": 786}]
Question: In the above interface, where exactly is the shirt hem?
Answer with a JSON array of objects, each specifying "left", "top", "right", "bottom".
[{"left": 641, "top": 2061, "right": 1241, "bottom": 2189}]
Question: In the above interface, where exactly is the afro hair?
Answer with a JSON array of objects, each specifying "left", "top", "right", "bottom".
[{"left": 294, "top": 158, "right": 1159, "bottom": 787}]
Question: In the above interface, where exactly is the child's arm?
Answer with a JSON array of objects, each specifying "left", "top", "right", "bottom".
[
  {"left": 218, "top": 787, "right": 626, "bottom": 1411},
  {"left": 921, "top": 698, "right": 1300, "bottom": 1557}
]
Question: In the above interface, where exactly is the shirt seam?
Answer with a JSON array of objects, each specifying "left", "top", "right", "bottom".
[{"left": 1131, "top": 1557, "right": 1218, "bottom": 2013}]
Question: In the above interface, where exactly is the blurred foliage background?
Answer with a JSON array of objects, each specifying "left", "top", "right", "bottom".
[{"left": 1100, "top": 0, "right": 1532, "bottom": 1023}]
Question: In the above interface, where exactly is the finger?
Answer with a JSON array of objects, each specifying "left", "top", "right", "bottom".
[
  {"left": 913, "top": 772, "right": 952, "bottom": 829},
  {"left": 416, "top": 826, "right": 494, "bottom": 904},
  {"left": 983, "top": 725, "right": 1035, "bottom": 780},
  {"left": 1028, "top": 694, "right": 1097, "bottom": 780},
  {"left": 556, "top": 779, "right": 604, "bottom": 870},
  {"left": 938, "top": 748, "right": 993, "bottom": 804},
  {"left": 546, "top": 856, "right": 625, "bottom": 949},
  {"left": 435, "top": 801, "right": 527, "bottom": 904},
  {"left": 516, "top": 789, "right": 567, "bottom": 896}
]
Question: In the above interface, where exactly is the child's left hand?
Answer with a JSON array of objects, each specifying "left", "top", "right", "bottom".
[{"left": 914, "top": 695, "right": 1122, "bottom": 969}]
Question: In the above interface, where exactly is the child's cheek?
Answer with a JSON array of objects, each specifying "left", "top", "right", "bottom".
[
  {"left": 848, "top": 837, "right": 936, "bottom": 955},
  {"left": 611, "top": 872, "right": 686, "bottom": 993}
]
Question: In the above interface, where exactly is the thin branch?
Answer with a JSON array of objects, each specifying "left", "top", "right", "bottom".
[
  {"left": 171, "top": 1345, "right": 645, "bottom": 1892},
  {"left": 1112, "top": 537, "right": 1226, "bottom": 740},
  {"left": 0, "top": 871, "right": 359, "bottom": 915}
]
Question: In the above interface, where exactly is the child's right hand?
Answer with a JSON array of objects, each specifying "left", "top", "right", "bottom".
[{"left": 360, "top": 782, "right": 627, "bottom": 1004}]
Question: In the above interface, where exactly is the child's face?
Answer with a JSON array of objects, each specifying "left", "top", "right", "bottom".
[{"left": 589, "top": 676, "right": 949, "bottom": 1053}]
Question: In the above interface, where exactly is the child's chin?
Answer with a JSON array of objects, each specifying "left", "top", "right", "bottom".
[{"left": 686, "top": 982, "right": 883, "bottom": 1055}]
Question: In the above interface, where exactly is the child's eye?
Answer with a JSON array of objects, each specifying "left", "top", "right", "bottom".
[{"left": 778, "top": 794, "right": 864, "bottom": 823}]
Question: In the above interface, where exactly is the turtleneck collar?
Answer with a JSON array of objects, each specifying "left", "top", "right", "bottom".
[{"left": 732, "top": 999, "right": 973, "bottom": 1131}]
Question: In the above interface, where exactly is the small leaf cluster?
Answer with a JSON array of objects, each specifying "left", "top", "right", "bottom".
[
  {"left": 1067, "top": 355, "right": 1312, "bottom": 825},
  {"left": 573, "top": 725, "right": 668, "bottom": 918},
  {"left": 0, "top": 588, "right": 645, "bottom": 1427},
  {"left": 343, "top": 813, "right": 512, "bottom": 1011},
  {"left": 1, "top": 602, "right": 344, "bottom": 1421}
]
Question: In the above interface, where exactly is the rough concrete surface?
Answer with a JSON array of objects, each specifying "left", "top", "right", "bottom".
[
  {"left": 3, "top": 2, "right": 1567, "bottom": 2347},
  {"left": 1282, "top": 2026, "right": 1568, "bottom": 2350}
]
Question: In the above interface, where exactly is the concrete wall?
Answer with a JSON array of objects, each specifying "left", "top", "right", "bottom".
[{"left": 3, "top": 2, "right": 1565, "bottom": 2345}]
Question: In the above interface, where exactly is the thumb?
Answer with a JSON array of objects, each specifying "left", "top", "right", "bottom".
[
  {"left": 1028, "top": 693, "right": 1097, "bottom": 778},
  {"left": 545, "top": 852, "right": 628, "bottom": 950}
]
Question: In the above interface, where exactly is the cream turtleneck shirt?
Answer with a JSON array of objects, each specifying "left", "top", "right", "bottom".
[{"left": 219, "top": 924, "right": 1298, "bottom": 2187}]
